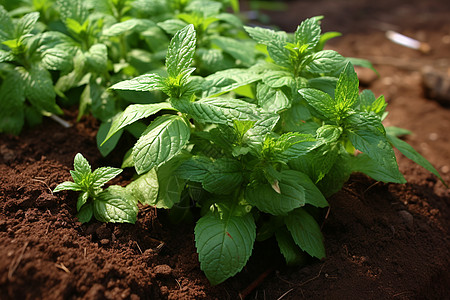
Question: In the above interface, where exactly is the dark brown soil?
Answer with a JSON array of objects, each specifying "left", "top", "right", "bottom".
[{"left": 1, "top": 0, "right": 449, "bottom": 299}]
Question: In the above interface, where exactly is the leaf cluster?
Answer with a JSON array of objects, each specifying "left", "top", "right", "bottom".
[{"left": 47, "top": 8, "right": 446, "bottom": 286}]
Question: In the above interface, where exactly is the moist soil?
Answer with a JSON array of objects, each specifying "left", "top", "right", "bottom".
[{"left": 1, "top": 0, "right": 449, "bottom": 299}]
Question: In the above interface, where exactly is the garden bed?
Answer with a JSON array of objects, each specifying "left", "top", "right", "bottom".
[{"left": 1, "top": 0, "right": 449, "bottom": 299}]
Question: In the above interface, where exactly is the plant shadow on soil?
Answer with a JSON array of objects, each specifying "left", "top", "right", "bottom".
[{"left": 1, "top": 0, "right": 450, "bottom": 299}]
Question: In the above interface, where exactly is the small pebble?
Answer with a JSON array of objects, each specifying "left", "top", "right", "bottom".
[
  {"left": 153, "top": 264, "right": 172, "bottom": 276},
  {"left": 398, "top": 210, "right": 414, "bottom": 229},
  {"left": 100, "top": 239, "right": 110, "bottom": 245}
]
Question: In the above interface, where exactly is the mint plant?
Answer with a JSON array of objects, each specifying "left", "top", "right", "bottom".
[{"left": 53, "top": 153, "right": 138, "bottom": 223}]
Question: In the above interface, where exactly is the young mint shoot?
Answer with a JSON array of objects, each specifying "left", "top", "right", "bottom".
[{"left": 53, "top": 153, "right": 138, "bottom": 223}]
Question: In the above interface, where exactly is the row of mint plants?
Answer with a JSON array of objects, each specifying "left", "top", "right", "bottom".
[{"left": 1, "top": 0, "right": 444, "bottom": 286}]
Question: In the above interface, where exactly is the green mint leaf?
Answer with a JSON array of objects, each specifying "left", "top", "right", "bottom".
[
  {"left": 53, "top": 181, "right": 83, "bottom": 193},
  {"left": 275, "top": 227, "right": 305, "bottom": 266},
  {"left": 166, "top": 24, "right": 196, "bottom": 78},
  {"left": 316, "top": 152, "right": 353, "bottom": 197},
  {"left": 41, "top": 48, "right": 73, "bottom": 72},
  {"left": 22, "top": 65, "right": 62, "bottom": 114},
  {"left": 103, "top": 19, "right": 156, "bottom": 36},
  {"left": 317, "top": 124, "right": 343, "bottom": 143},
  {"left": 244, "top": 26, "right": 286, "bottom": 46},
  {"left": 267, "top": 39, "right": 292, "bottom": 68},
  {"left": 211, "top": 36, "right": 255, "bottom": 65},
  {"left": 91, "top": 167, "right": 123, "bottom": 190},
  {"left": 350, "top": 153, "right": 406, "bottom": 183},
  {"left": 289, "top": 144, "right": 340, "bottom": 183},
  {"left": 387, "top": 134, "right": 446, "bottom": 186},
  {"left": 176, "top": 156, "right": 211, "bottom": 182},
  {"left": 73, "top": 153, "right": 92, "bottom": 175},
  {"left": 347, "top": 57, "right": 378, "bottom": 75},
  {"left": 187, "top": 97, "right": 260, "bottom": 125},
  {"left": 299, "top": 87, "right": 337, "bottom": 121},
  {"left": 273, "top": 133, "right": 318, "bottom": 162},
  {"left": 346, "top": 113, "right": 406, "bottom": 183},
  {"left": 0, "top": 49, "right": 13, "bottom": 62},
  {"left": 316, "top": 31, "right": 342, "bottom": 51},
  {"left": 0, "top": 70, "right": 25, "bottom": 134},
  {"left": 0, "top": 5, "right": 14, "bottom": 41},
  {"left": 307, "top": 77, "right": 338, "bottom": 98},
  {"left": 257, "top": 84, "right": 290, "bottom": 113},
  {"left": 97, "top": 121, "right": 123, "bottom": 157},
  {"left": 77, "top": 202, "right": 93, "bottom": 223},
  {"left": 195, "top": 209, "right": 256, "bottom": 285},
  {"left": 155, "top": 154, "right": 189, "bottom": 209},
  {"left": 304, "top": 50, "right": 346, "bottom": 75},
  {"left": 359, "top": 90, "right": 387, "bottom": 115},
  {"left": 245, "top": 170, "right": 306, "bottom": 215},
  {"left": 285, "top": 208, "right": 326, "bottom": 259},
  {"left": 157, "top": 19, "right": 189, "bottom": 35},
  {"left": 56, "top": 0, "right": 88, "bottom": 23},
  {"left": 76, "top": 192, "right": 88, "bottom": 211},
  {"left": 132, "top": 115, "right": 191, "bottom": 174},
  {"left": 294, "top": 17, "right": 321, "bottom": 51},
  {"left": 176, "top": 156, "right": 243, "bottom": 195},
  {"left": 93, "top": 186, "right": 138, "bottom": 224},
  {"left": 202, "top": 68, "right": 261, "bottom": 98},
  {"left": 125, "top": 169, "right": 159, "bottom": 205},
  {"left": 335, "top": 62, "right": 359, "bottom": 112},
  {"left": 261, "top": 70, "right": 295, "bottom": 88},
  {"left": 244, "top": 113, "right": 280, "bottom": 146},
  {"left": 385, "top": 126, "right": 412, "bottom": 137},
  {"left": 15, "top": 12, "right": 40, "bottom": 38},
  {"left": 202, "top": 158, "right": 243, "bottom": 195},
  {"left": 102, "top": 102, "right": 175, "bottom": 145},
  {"left": 85, "top": 44, "right": 108, "bottom": 73},
  {"left": 110, "top": 73, "right": 165, "bottom": 92}
]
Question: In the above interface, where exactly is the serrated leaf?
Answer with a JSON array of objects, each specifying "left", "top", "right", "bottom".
[
  {"left": 132, "top": 115, "right": 191, "bottom": 174},
  {"left": 245, "top": 170, "right": 306, "bottom": 215},
  {"left": 275, "top": 227, "right": 306, "bottom": 265},
  {"left": 41, "top": 47, "right": 73, "bottom": 71},
  {"left": 244, "top": 26, "right": 286, "bottom": 46},
  {"left": 262, "top": 70, "right": 294, "bottom": 88},
  {"left": 103, "top": 19, "right": 156, "bottom": 36},
  {"left": 202, "top": 68, "right": 261, "bottom": 97},
  {"left": 73, "top": 153, "right": 92, "bottom": 175},
  {"left": 22, "top": 65, "right": 61, "bottom": 114},
  {"left": 299, "top": 87, "right": 337, "bottom": 121},
  {"left": 103, "top": 102, "right": 174, "bottom": 145},
  {"left": 53, "top": 181, "right": 83, "bottom": 192},
  {"left": 195, "top": 209, "right": 256, "bottom": 285},
  {"left": 15, "top": 12, "right": 39, "bottom": 38},
  {"left": 110, "top": 73, "right": 165, "bottom": 92},
  {"left": 126, "top": 169, "right": 159, "bottom": 205},
  {"left": 244, "top": 113, "right": 280, "bottom": 146},
  {"left": 187, "top": 97, "right": 260, "bottom": 125},
  {"left": 346, "top": 113, "right": 406, "bottom": 183},
  {"left": 285, "top": 208, "right": 325, "bottom": 259},
  {"left": 267, "top": 39, "right": 291, "bottom": 68},
  {"left": 166, "top": 24, "right": 196, "bottom": 78},
  {"left": 335, "top": 62, "right": 359, "bottom": 113},
  {"left": 304, "top": 50, "right": 346, "bottom": 75},
  {"left": 359, "top": 90, "right": 386, "bottom": 115},
  {"left": 91, "top": 167, "right": 122, "bottom": 189},
  {"left": 257, "top": 84, "right": 290, "bottom": 113},
  {"left": 94, "top": 186, "right": 138, "bottom": 223},
  {"left": 347, "top": 57, "right": 378, "bottom": 75},
  {"left": 387, "top": 134, "right": 446, "bottom": 186},
  {"left": 294, "top": 18, "right": 321, "bottom": 51},
  {"left": 307, "top": 77, "right": 337, "bottom": 97}
]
